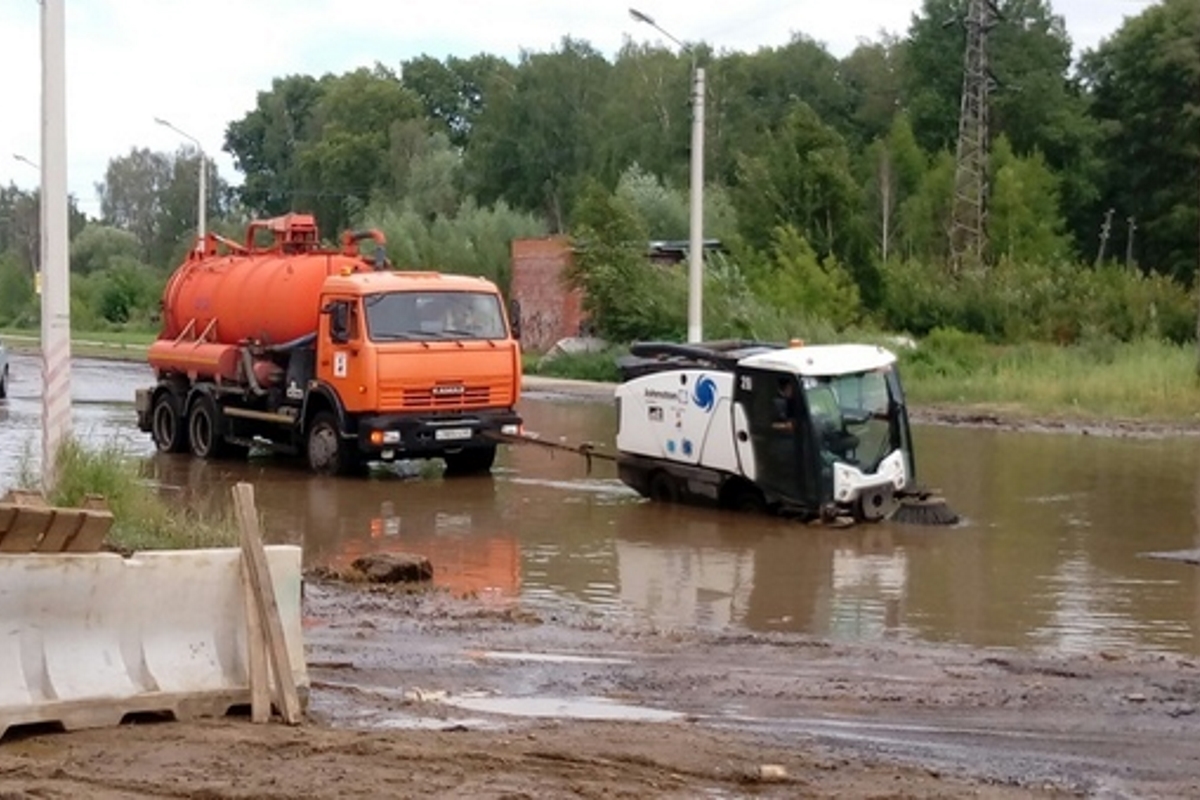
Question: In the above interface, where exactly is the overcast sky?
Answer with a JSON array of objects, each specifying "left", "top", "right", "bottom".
[{"left": 0, "top": 0, "right": 1155, "bottom": 214}]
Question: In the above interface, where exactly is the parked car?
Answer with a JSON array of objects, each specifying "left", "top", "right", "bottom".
[{"left": 0, "top": 336, "right": 8, "bottom": 399}]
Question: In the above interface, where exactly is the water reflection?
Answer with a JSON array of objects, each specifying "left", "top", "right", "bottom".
[{"left": 139, "top": 402, "right": 1200, "bottom": 655}]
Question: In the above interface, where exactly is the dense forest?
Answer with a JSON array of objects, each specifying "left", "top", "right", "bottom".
[{"left": 0, "top": 0, "right": 1196, "bottom": 348}]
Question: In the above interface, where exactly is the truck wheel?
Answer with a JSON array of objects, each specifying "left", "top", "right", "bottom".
[
  {"left": 444, "top": 445, "right": 497, "bottom": 476},
  {"left": 188, "top": 394, "right": 244, "bottom": 460},
  {"left": 151, "top": 391, "right": 189, "bottom": 454},
  {"left": 648, "top": 471, "right": 679, "bottom": 504},
  {"left": 307, "top": 411, "right": 359, "bottom": 476}
]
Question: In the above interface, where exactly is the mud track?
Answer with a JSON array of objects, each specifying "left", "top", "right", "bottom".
[{"left": 4, "top": 581, "right": 1199, "bottom": 798}]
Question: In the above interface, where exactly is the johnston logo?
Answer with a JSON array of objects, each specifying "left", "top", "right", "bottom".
[
  {"left": 692, "top": 375, "right": 718, "bottom": 413},
  {"left": 432, "top": 384, "right": 465, "bottom": 396}
]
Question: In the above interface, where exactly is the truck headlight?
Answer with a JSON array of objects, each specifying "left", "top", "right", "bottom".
[
  {"left": 370, "top": 430, "right": 401, "bottom": 445},
  {"left": 501, "top": 424, "right": 521, "bottom": 436}
]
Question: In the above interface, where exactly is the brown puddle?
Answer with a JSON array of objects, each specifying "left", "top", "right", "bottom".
[{"left": 4, "top": 355, "right": 1200, "bottom": 656}]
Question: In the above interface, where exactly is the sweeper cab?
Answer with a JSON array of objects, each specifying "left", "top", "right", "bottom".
[{"left": 614, "top": 340, "right": 955, "bottom": 524}]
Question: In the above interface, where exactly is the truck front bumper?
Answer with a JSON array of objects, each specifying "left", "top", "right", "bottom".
[{"left": 354, "top": 408, "right": 522, "bottom": 460}]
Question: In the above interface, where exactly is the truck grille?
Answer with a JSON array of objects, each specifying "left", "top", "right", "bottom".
[
  {"left": 378, "top": 385, "right": 495, "bottom": 410},
  {"left": 404, "top": 386, "right": 492, "bottom": 408}
]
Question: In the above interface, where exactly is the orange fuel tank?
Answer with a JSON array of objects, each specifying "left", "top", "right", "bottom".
[{"left": 160, "top": 213, "right": 378, "bottom": 345}]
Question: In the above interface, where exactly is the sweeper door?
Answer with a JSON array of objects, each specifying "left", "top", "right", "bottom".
[{"left": 734, "top": 368, "right": 821, "bottom": 512}]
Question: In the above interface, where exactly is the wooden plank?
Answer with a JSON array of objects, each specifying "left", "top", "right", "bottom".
[
  {"left": 0, "top": 506, "right": 16, "bottom": 537},
  {"left": 1, "top": 490, "right": 49, "bottom": 508},
  {"left": 0, "top": 508, "right": 50, "bottom": 553},
  {"left": 81, "top": 494, "right": 110, "bottom": 511},
  {"left": 240, "top": 555, "right": 271, "bottom": 723},
  {"left": 65, "top": 511, "right": 114, "bottom": 553},
  {"left": 232, "top": 482, "right": 302, "bottom": 725},
  {"left": 37, "top": 509, "right": 85, "bottom": 553}
]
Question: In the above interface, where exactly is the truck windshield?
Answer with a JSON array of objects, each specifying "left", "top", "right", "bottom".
[
  {"left": 803, "top": 368, "right": 899, "bottom": 473},
  {"left": 364, "top": 291, "right": 508, "bottom": 341}
]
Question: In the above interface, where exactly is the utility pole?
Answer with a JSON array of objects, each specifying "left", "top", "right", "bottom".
[
  {"left": 41, "top": 0, "right": 71, "bottom": 492},
  {"left": 1095, "top": 207, "right": 1115, "bottom": 268},
  {"left": 948, "top": 0, "right": 998, "bottom": 274},
  {"left": 1125, "top": 216, "right": 1136, "bottom": 269}
]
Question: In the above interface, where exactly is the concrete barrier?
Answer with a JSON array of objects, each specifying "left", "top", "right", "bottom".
[{"left": 0, "top": 545, "right": 306, "bottom": 736}]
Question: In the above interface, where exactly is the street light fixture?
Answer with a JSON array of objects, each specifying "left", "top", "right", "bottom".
[
  {"left": 154, "top": 116, "right": 206, "bottom": 247},
  {"left": 630, "top": 7, "right": 705, "bottom": 343},
  {"left": 13, "top": 153, "right": 40, "bottom": 170}
]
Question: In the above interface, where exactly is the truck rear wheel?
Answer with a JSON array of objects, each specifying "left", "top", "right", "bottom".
[
  {"left": 444, "top": 445, "right": 497, "bottom": 476},
  {"left": 151, "top": 391, "right": 188, "bottom": 454},
  {"left": 188, "top": 394, "right": 245, "bottom": 460},
  {"left": 307, "top": 411, "right": 360, "bottom": 476}
]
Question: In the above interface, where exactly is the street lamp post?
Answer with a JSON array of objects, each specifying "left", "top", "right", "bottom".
[
  {"left": 630, "top": 8, "right": 705, "bottom": 344},
  {"left": 41, "top": 0, "right": 71, "bottom": 493},
  {"left": 154, "top": 117, "right": 206, "bottom": 247}
]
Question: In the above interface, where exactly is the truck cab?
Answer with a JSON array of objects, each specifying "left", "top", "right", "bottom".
[
  {"left": 306, "top": 272, "right": 523, "bottom": 474},
  {"left": 614, "top": 341, "right": 914, "bottom": 521}
]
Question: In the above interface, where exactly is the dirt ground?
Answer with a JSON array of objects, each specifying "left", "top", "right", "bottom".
[{"left": 3, "top": 580, "right": 1200, "bottom": 799}]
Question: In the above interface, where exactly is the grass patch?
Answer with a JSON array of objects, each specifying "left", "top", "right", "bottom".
[
  {"left": 42, "top": 439, "right": 237, "bottom": 552},
  {"left": 1, "top": 327, "right": 157, "bottom": 346},
  {"left": 900, "top": 333, "right": 1200, "bottom": 422},
  {"left": 524, "top": 349, "right": 622, "bottom": 383}
]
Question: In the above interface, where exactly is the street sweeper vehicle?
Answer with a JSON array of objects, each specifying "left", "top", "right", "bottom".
[
  {"left": 613, "top": 340, "right": 957, "bottom": 525},
  {"left": 135, "top": 213, "right": 522, "bottom": 476}
]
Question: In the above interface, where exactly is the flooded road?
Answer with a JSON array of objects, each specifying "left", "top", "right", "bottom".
[{"left": 2, "top": 353, "right": 1199, "bottom": 656}]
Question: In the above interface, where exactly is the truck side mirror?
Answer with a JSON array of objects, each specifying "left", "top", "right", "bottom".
[
  {"left": 508, "top": 298, "right": 522, "bottom": 341},
  {"left": 324, "top": 302, "right": 350, "bottom": 344}
]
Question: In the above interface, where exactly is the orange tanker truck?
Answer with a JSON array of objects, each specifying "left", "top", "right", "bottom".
[{"left": 135, "top": 213, "right": 523, "bottom": 476}]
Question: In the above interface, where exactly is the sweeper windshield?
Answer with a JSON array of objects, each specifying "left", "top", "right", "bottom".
[{"left": 801, "top": 366, "right": 907, "bottom": 475}]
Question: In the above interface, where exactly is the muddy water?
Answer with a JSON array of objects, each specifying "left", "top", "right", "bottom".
[
  {"left": 0, "top": 353, "right": 154, "bottom": 486},
  {"left": 2, "top": 355, "right": 1198, "bottom": 655}
]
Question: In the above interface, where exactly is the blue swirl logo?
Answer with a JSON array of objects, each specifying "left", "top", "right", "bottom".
[{"left": 692, "top": 375, "right": 717, "bottom": 413}]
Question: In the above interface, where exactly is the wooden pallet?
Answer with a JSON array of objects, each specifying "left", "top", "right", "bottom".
[{"left": 0, "top": 491, "right": 113, "bottom": 554}]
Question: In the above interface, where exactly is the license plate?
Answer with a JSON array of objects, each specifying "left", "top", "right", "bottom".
[{"left": 435, "top": 427, "right": 472, "bottom": 441}]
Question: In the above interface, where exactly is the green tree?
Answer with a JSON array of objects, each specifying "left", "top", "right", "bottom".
[
  {"left": 294, "top": 65, "right": 424, "bottom": 234},
  {"left": 467, "top": 38, "right": 612, "bottom": 230},
  {"left": 862, "top": 113, "right": 927, "bottom": 264},
  {"left": 734, "top": 102, "right": 863, "bottom": 264},
  {"left": 1081, "top": 0, "right": 1200, "bottom": 282},
  {"left": 746, "top": 225, "right": 862, "bottom": 328},
  {"left": 840, "top": 35, "right": 908, "bottom": 145},
  {"left": 401, "top": 54, "right": 514, "bottom": 149},
  {"left": 568, "top": 181, "right": 685, "bottom": 341},
  {"left": 361, "top": 197, "right": 546, "bottom": 294},
  {"left": 224, "top": 74, "right": 325, "bottom": 218},
  {"left": 987, "top": 136, "right": 1071, "bottom": 262},
  {"left": 70, "top": 223, "right": 141, "bottom": 275},
  {"left": 896, "top": 149, "right": 956, "bottom": 262},
  {"left": 97, "top": 147, "right": 228, "bottom": 267}
]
